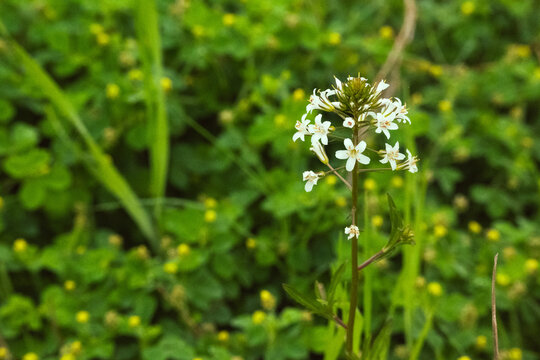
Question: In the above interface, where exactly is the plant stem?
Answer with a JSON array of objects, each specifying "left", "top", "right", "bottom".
[
  {"left": 492, "top": 253, "right": 500, "bottom": 360},
  {"left": 326, "top": 163, "right": 352, "bottom": 190},
  {"left": 357, "top": 249, "right": 384, "bottom": 272},
  {"left": 346, "top": 129, "right": 360, "bottom": 355},
  {"left": 363, "top": 186, "right": 373, "bottom": 345}
]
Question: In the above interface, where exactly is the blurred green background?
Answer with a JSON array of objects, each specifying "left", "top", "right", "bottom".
[{"left": 0, "top": 0, "right": 539, "bottom": 359}]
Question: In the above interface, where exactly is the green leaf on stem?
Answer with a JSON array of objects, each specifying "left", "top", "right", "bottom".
[{"left": 282, "top": 284, "right": 333, "bottom": 320}]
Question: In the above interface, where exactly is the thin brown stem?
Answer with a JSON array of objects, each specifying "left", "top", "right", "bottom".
[
  {"left": 357, "top": 249, "right": 385, "bottom": 272},
  {"left": 492, "top": 253, "right": 500, "bottom": 360},
  {"left": 334, "top": 315, "right": 348, "bottom": 330},
  {"left": 326, "top": 163, "right": 352, "bottom": 190}
]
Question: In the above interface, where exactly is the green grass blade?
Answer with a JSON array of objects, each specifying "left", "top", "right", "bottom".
[
  {"left": 134, "top": 0, "right": 169, "bottom": 215},
  {"left": 5, "top": 36, "right": 156, "bottom": 246}
]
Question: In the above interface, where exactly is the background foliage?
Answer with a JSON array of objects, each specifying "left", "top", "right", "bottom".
[{"left": 0, "top": 0, "right": 539, "bottom": 359}]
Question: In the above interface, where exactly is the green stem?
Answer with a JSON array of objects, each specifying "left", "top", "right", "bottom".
[
  {"left": 346, "top": 130, "right": 360, "bottom": 355},
  {"left": 410, "top": 309, "right": 434, "bottom": 360},
  {"left": 363, "top": 186, "right": 373, "bottom": 345}
]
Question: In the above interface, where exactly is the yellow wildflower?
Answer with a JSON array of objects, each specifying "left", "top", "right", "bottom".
[
  {"left": 438, "top": 100, "right": 452, "bottom": 112},
  {"left": 0, "top": 348, "right": 7, "bottom": 358},
  {"left": 427, "top": 282, "right": 443, "bottom": 297},
  {"left": 106, "top": 83, "right": 120, "bottom": 99},
  {"left": 468, "top": 221, "right": 482, "bottom": 234},
  {"left": 508, "top": 347, "right": 522, "bottom": 360},
  {"left": 372, "top": 215, "right": 383, "bottom": 228},
  {"left": 292, "top": 88, "right": 305, "bottom": 101},
  {"left": 525, "top": 259, "right": 538, "bottom": 274},
  {"left": 391, "top": 176, "right": 403, "bottom": 188},
  {"left": 204, "top": 197, "right": 217, "bottom": 208},
  {"left": 364, "top": 178, "right": 376, "bottom": 191},
  {"left": 379, "top": 26, "right": 394, "bottom": 40},
  {"left": 76, "top": 311, "right": 90, "bottom": 323},
  {"left": 222, "top": 13, "right": 236, "bottom": 26},
  {"left": 260, "top": 290, "right": 276, "bottom": 310},
  {"left": 252, "top": 310, "right": 266, "bottom": 324},
  {"left": 486, "top": 228, "right": 500, "bottom": 242},
  {"left": 335, "top": 196, "right": 347, "bottom": 207},
  {"left": 325, "top": 175, "right": 337, "bottom": 185},
  {"left": 177, "top": 243, "right": 191, "bottom": 256},
  {"left": 13, "top": 238, "right": 28, "bottom": 253},
  {"left": 457, "top": 356, "right": 471, "bottom": 360},
  {"left": 161, "top": 77, "right": 172, "bottom": 92},
  {"left": 328, "top": 32, "right": 341, "bottom": 45},
  {"left": 64, "top": 280, "right": 76, "bottom": 291},
  {"left": 475, "top": 335, "right": 487, "bottom": 350},
  {"left": 164, "top": 262, "right": 178, "bottom": 274},
  {"left": 496, "top": 273, "right": 510, "bottom": 287},
  {"left": 434, "top": 224, "right": 448, "bottom": 238},
  {"left": 217, "top": 330, "right": 229, "bottom": 342},
  {"left": 108, "top": 234, "right": 123, "bottom": 247},
  {"left": 428, "top": 65, "right": 443, "bottom": 77},
  {"left": 96, "top": 32, "right": 110, "bottom": 46},
  {"left": 128, "top": 69, "right": 143, "bottom": 81},
  {"left": 128, "top": 315, "right": 141, "bottom": 328},
  {"left": 461, "top": 1, "right": 475, "bottom": 16},
  {"left": 246, "top": 238, "right": 257, "bottom": 249},
  {"left": 204, "top": 209, "right": 217, "bottom": 223},
  {"left": 22, "top": 353, "right": 39, "bottom": 360}
]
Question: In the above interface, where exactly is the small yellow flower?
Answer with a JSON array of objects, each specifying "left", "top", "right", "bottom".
[
  {"left": 164, "top": 262, "right": 178, "bottom": 274},
  {"left": 76, "top": 311, "right": 90, "bottom": 324},
  {"left": 468, "top": 221, "right": 482, "bottom": 234},
  {"left": 372, "top": 215, "right": 383, "bottom": 228},
  {"left": 335, "top": 196, "right": 347, "bottom": 208},
  {"left": 204, "top": 197, "right": 217, "bottom": 208},
  {"left": 292, "top": 88, "right": 305, "bottom": 101},
  {"left": 434, "top": 224, "right": 448, "bottom": 238},
  {"left": 192, "top": 25, "right": 205, "bottom": 38},
  {"left": 246, "top": 238, "right": 257, "bottom": 249},
  {"left": 128, "top": 315, "right": 141, "bottom": 328},
  {"left": 461, "top": 1, "right": 475, "bottom": 16},
  {"left": 161, "top": 77, "right": 172, "bottom": 92},
  {"left": 204, "top": 209, "right": 217, "bottom": 223},
  {"left": 428, "top": 65, "right": 443, "bottom": 77},
  {"left": 508, "top": 347, "right": 522, "bottom": 360},
  {"left": 260, "top": 290, "right": 276, "bottom": 310},
  {"left": 22, "top": 353, "right": 39, "bottom": 360},
  {"left": 364, "top": 178, "right": 376, "bottom": 191},
  {"left": 70, "top": 340, "right": 82, "bottom": 354},
  {"left": 496, "top": 273, "right": 510, "bottom": 287},
  {"left": 475, "top": 335, "right": 487, "bottom": 350},
  {"left": 217, "top": 330, "right": 229, "bottom": 342},
  {"left": 128, "top": 69, "right": 143, "bottom": 81},
  {"left": 177, "top": 243, "right": 191, "bottom": 256},
  {"left": 136, "top": 245, "right": 149, "bottom": 260},
  {"left": 222, "top": 13, "right": 236, "bottom": 26},
  {"left": 96, "top": 32, "right": 110, "bottom": 46},
  {"left": 13, "top": 238, "right": 28, "bottom": 253},
  {"left": 252, "top": 310, "right": 266, "bottom": 324},
  {"left": 0, "top": 347, "right": 7, "bottom": 358},
  {"left": 515, "top": 45, "right": 530, "bottom": 58},
  {"left": 0, "top": 196, "right": 4, "bottom": 210},
  {"left": 415, "top": 276, "right": 426, "bottom": 288},
  {"left": 108, "top": 234, "right": 123, "bottom": 247},
  {"left": 325, "top": 175, "right": 337, "bottom": 185},
  {"left": 76, "top": 246, "right": 86, "bottom": 255},
  {"left": 534, "top": 67, "right": 540, "bottom": 80},
  {"left": 274, "top": 114, "right": 287, "bottom": 127},
  {"left": 486, "top": 228, "right": 500, "bottom": 242},
  {"left": 525, "top": 259, "right": 538, "bottom": 274},
  {"left": 106, "top": 83, "right": 120, "bottom": 99},
  {"left": 438, "top": 100, "right": 452, "bottom": 112},
  {"left": 193, "top": 358, "right": 203, "bottom": 360},
  {"left": 391, "top": 176, "right": 403, "bottom": 188},
  {"left": 328, "top": 32, "right": 341, "bottom": 45},
  {"left": 60, "top": 354, "right": 75, "bottom": 360},
  {"left": 64, "top": 280, "right": 76, "bottom": 291},
  {"left": 379, "top": 26, "right": 394, "bottom": 40},
  {"left": 427, "top": 282, "right": 443, "bottom": 297},
  {"left": 457, "top": 356, "right": 471, "bottom": 360},
  {"left": 503, "top": 246, "right": 516, "bottom": 260}
]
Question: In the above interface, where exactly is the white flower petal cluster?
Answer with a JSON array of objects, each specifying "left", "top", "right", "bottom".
[
  {"left": 345, "top": 225, "right": 360, "bottom": 240},
  {"left": 293, "top": 75, "right": 419, "bottom": 193}
]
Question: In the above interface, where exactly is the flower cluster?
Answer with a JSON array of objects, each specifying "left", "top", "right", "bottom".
[
  {"left": 293, "top": 75, "right": 419, "bottom": 238},
  {"left": 293, "top": 75, "right": 419, "bottom": 192}
]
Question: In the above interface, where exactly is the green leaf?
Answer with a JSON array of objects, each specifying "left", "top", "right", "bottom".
[
  {"left": 327, "top": 262, "right": 346, "bottom": 309},
  {"left": 3, "top": 149, "right": 51, "bottom": 178},
  {"left": 19, "top": 179, "right": 46, "bottom": 209},
  {"left": 142, "top": 336, "right": 194, "bottom": 360},
  {"left": 282, "top": 284, "right": 333, "bottom": 320}
]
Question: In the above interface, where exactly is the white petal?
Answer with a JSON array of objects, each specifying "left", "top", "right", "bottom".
[
  {"left": 305, "top": 181, "right": 314, "bottom": 192},
  {"left": 335, "top": 150, "right": 349, "bottom": 159},
  {"left": 388, "top": 122, "right": 399, "bottom": 130},
  {"left": 346, "top": 157, "right": 356, "bottom": 171},
  {"left": 293, "top": 132, "right": 304, "bottom": 142},
  {"left": 385, "top": 143, "right": 393, "bottom": 152},
  {"left": 320, "top": 135, "right": 328, "bottom": 145},
  {"left": 383, "top": 128, "right": 390, "bottom": 139},
  {"left": 390, "top": 159, "right": 397, "bottom": 170},
  {"left": 380, "top": 157, "right": 389, "bottom": 164},
  {"left": 356, "top": 140, "right": 367, "bottom": 153},
  {"left": 343, "top": 138, "right": 354, "bottom": 149},
  {"left": 315, "top": 114, "right": 322, "bottom": 125},
  {"left": 357, "top": 154, "right": 371, "bottom": 165}
]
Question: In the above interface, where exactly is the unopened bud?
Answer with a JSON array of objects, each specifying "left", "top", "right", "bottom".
[{"left": 310, "top": 140, "right": 329, "bottom": 164}]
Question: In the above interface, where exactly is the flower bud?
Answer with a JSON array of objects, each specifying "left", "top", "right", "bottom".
[{"left": 310, "top": 140, "right": 329, "bottom": 164}]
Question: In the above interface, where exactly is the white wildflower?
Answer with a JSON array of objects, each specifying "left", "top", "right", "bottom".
[
  {"left": 335, "top": 138, "right": 370, "bottom": 172},
  {"left": 343, "top": 117, "right": 355, "bottom": 128},
  {"left": 374, "top": 112, "right": 399, "bottom": 139},
  {"left": 344, "top": 225, "right": 360, "bottom": 240},
  {"left": 308, "top": 114, "right": 332, "bottom": 145},
  {"left": 303, "top": 170, "right": 321, "bottom": 192},
  {"left": 398, "top": 149, "right": 419, "bottom": 173},
  {"left": 293, "top": 114, "right": 311, "bottom": 142},
  {"left": 380, "top": 142, "right": 405, "bottom": 170},
  {"left": 310, "top": 139, "right": 329, "bottom": 164}
]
